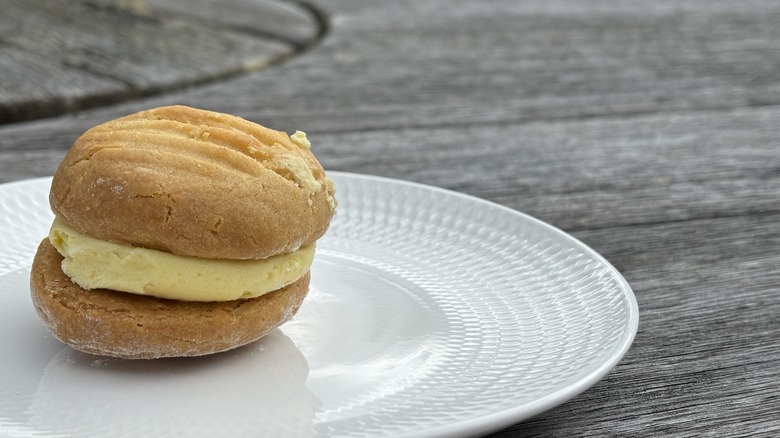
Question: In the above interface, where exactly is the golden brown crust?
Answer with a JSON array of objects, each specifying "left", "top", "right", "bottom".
[
  {"left": 30, "top": 240, "right": 309, "bottom": 359},
  {"left": 49, "top": 105, "right": 335, "bottom": 260}
]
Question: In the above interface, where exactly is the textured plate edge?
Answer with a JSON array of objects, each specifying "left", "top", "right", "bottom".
[
  {"left": 324, "top": 172, "right": 640, "bottom": 438},
  {"left": 0, "top": 173, "right": 640, "bottom": 437}
]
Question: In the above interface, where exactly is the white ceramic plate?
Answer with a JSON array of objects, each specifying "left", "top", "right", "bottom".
[{"left": 0, "top": 173, "right": 638, "bottom": 438}]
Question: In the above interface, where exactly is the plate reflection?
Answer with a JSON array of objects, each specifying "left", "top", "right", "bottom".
[{"left": 28, "top": 330, "right": 318, "bottom": 437}]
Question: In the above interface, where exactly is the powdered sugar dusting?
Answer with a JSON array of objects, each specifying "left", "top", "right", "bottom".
[{"left": 91, "top": 358, "right": 111, "bottom": 368}]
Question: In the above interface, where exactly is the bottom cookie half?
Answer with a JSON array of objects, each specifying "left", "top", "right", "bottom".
[{"left": 30, "top": 240, "right": 309, "bottom": 359}]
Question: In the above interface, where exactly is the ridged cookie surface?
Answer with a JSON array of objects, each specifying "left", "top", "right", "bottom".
[
  {"left": 30, "top": 240, "right": 310, "bottom": 359},
  {"left": 50, "top": 105, "right": 336, "bottom": 260}
]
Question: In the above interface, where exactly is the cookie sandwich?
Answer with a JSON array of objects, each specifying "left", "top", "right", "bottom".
[{"left": 30, "top": 105, "right": 336, "bottom": 359}]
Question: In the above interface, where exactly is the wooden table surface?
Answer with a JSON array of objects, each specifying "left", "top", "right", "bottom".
[{"left": 1, "top": 0, "right": 779, "bottom": 436}]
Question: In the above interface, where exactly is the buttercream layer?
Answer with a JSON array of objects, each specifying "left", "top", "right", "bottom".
[{"left": 49, "top": 219, "right": 314, "bottom": 302}]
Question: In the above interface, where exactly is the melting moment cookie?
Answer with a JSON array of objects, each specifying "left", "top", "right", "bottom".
[{"left": 30, "top": 105, "right": 336, "bottom": 359}]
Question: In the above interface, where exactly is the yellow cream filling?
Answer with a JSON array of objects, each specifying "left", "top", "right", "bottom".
[{"left": 48, "top": 219, "right": 314, "bottom": 302}]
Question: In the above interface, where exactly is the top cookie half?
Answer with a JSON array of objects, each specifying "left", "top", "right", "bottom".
[{"left": 50, "top": 105, "right": 336, "bottom": 260}]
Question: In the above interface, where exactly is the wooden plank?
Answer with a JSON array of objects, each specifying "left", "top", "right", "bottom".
[
  {"left": 136, "top": 0, "right": 322, "bottom": 46},
  {"left": 501, "top": 213, "right": 780, "bottom": 436},
  {"left": 0, "top": 0, "right": 320, "bottom": 123},
  {"left": 292, "top": 105, "right": 780, "bottom": 230},
  {"left": 1, "top": 0, "right": 292, "bottom": 88},
  {"left": 162, "top": 0, "right": 780, "bottom": 134},
  {"left": 0, "top": 45, "right": 126, "bottom": 122},
  {"left": 2, "top": 101, "right": 779, "bottom": 232},
  {"left": 6, "top": 0, "right": 780, "bottom": 131}
]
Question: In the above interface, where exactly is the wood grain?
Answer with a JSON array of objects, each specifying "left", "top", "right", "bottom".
[
  {"left": 0, "top": 0, "right": 322, "bottom": 123},
  {"left": 0, "top": 0, "right": 778, "bottom": 436},
  {"left": 123, "top": 0, "right": 780, "bottom": 134},
  {"left": 508, "top": 213, "right": 780, "bottom": 436}
]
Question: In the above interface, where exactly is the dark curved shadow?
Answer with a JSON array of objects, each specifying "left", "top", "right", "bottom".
[{"left": 0, "top": 0, "right": 329, "bottom": 125}]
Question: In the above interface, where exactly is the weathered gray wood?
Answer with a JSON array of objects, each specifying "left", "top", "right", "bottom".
[
  {"left": 522, "top": 214, "right": 780, "bottom": 436},
  {"left": 0, "top": 0, "right": 779, "bottom": 436},
  {"left": 137, "top": 0, "right": 322, "bottom": 46},
  {"left": 5, "top": 104, "right": 778, "bottom": 233},
  {"left": 0, "top": 45, "right": 124, "bottom": 123},
  {"left": 108, "top": 0, "right": 780, "bottom": 135},
  {"left": 309, "top": 106, "right": 780, "bottom": 231},
  {"left": 0, "top": 0, "right": 321, "bottom": 124}
]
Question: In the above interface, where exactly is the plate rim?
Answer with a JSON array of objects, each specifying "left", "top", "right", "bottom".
[
  {"left": 0, "top": 172, "right": 639, "bottom": 437},
  {"left": 326, "top": 172, "right": 639, "bottom": 437}
]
